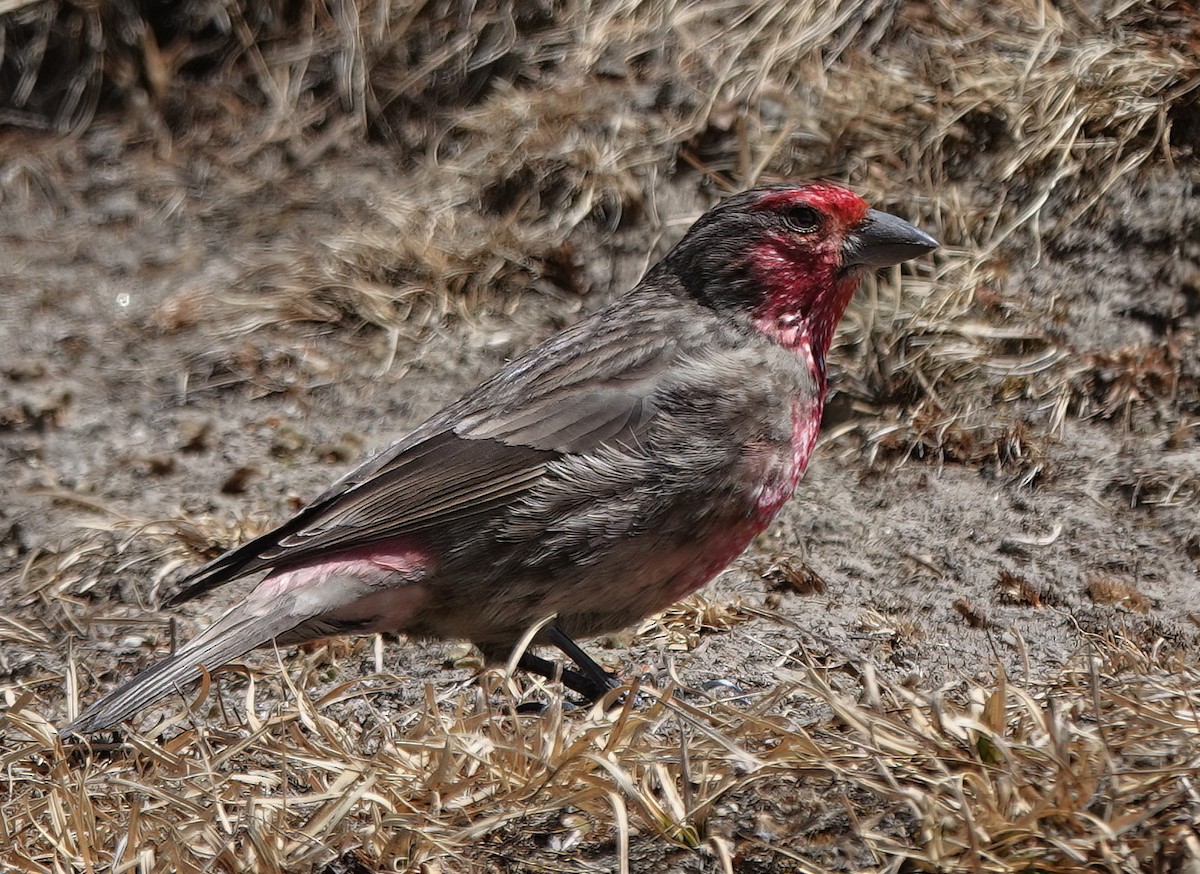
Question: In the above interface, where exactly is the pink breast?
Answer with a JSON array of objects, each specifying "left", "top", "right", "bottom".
[
  {"left": 663, "top": 396, "right": 821, "bottom": 605},
  {"left": 753, "top": 397, "right": 821, "bottom": 522}
]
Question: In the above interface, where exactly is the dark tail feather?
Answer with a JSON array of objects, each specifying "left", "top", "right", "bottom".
[
  {"left": 163, "top": 533, "right": 281, "bottom": 607},
  {"left": 61, "top": 602, "right": 299, "bottom": 737}
]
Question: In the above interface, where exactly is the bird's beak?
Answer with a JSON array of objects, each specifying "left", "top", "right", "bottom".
[{"left": 842, "top": 209, "right": 939, "bottom": 270}]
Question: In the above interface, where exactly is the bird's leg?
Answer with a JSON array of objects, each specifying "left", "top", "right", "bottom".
[
  {"left": 514, "top": 650, "right": 612, "bottom": 701},
  {"left": 499, "top": 624, "right": 619, "bottom": 702},
  {"left": 488, "top": 624, "right": 620, "bottom": 703},
  {"left": 546, "top": 624, "right": 620, "bottom": 701}
]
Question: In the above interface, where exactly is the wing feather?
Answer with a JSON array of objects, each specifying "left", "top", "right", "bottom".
[{"left": 166, "top": 304, "right": 685, "bottom": 606}]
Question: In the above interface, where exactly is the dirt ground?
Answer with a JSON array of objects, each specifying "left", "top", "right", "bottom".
[{"left": 2, "top": 1, "right": 1199, "bottom": 871}]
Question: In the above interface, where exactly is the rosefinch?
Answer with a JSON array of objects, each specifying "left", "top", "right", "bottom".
[{"left": 62, "top": 182, "right": 937, "bottom": 735}]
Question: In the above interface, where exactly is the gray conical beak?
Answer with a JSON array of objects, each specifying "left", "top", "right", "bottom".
[{"left": 843, "top": 209, "right": 939, "bottom": 269}]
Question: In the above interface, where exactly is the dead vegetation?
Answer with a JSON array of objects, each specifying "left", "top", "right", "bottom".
[
  {"left": 5, "top": 1, "right": 1197, "bottom": 439},
  {"left": 3, "top": 0, "right": 1200, "bottom": 870},
  {"left": 5, "top": 629, "right": 1200, "bottom": 872}
]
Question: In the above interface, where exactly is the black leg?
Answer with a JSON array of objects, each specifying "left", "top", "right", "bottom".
[
  {"left": 546, "top": 624, "right": 619, "bottom": 699},
  {"left": 516, "top": 649, "right": 616, "bottom": 701},
  {"left": 482, "top": 623, "right": 621, "bottom": 703}
]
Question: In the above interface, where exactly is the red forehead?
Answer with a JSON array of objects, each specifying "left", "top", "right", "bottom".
[{"left": 754, "top": 183, "right": 869, "bottom": 224}]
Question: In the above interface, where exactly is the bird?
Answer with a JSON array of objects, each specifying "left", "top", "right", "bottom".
[{"left": 61, "top": 181, "right": 938, "bottom": 736}]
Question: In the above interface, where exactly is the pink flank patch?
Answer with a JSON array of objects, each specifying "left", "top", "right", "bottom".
[
  {"left": 254, "top": 542, "right": 433, "bottom": 599},
  {"left": 248, "top": 542, "right": 435, "bottom": 634}
]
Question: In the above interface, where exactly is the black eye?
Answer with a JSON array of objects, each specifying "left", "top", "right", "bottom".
[{"left": 783, "top": 205, "right": 821, "bottom": 233}]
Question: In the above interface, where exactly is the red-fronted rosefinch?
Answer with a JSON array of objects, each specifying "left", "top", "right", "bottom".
[{"left": 63, "top": 182, "right": 937, "bottom": 735}]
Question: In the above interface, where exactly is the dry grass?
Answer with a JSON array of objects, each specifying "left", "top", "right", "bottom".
[
  {"left": 5, "top": 629, "right": 1200, "bottom": 871},
  {"left": 3, "top": 0, "right": 1200, "bottom": 871},
  {"left": 7, "top": 0, "right": 1194, "bottom": 468},
  {"left": 5, "top": 0, "right": 1196, "bottom": 354}
]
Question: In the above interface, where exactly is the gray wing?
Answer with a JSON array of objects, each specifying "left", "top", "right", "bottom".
[{"left": 166, "top": 305, "right": 686, "bottom": 606}]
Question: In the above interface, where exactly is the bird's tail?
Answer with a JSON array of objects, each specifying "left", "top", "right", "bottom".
[{"left": 61, "top": 600, "right": 303, "bottom": 737}]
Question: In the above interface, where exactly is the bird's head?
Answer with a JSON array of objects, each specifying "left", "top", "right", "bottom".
[{"left": 661, "top": 182, "right": 938, "bottom": 375}]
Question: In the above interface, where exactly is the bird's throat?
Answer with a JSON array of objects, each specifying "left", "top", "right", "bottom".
[{"left": 750, "top": 263, "right": 862, "bottom": 395}]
